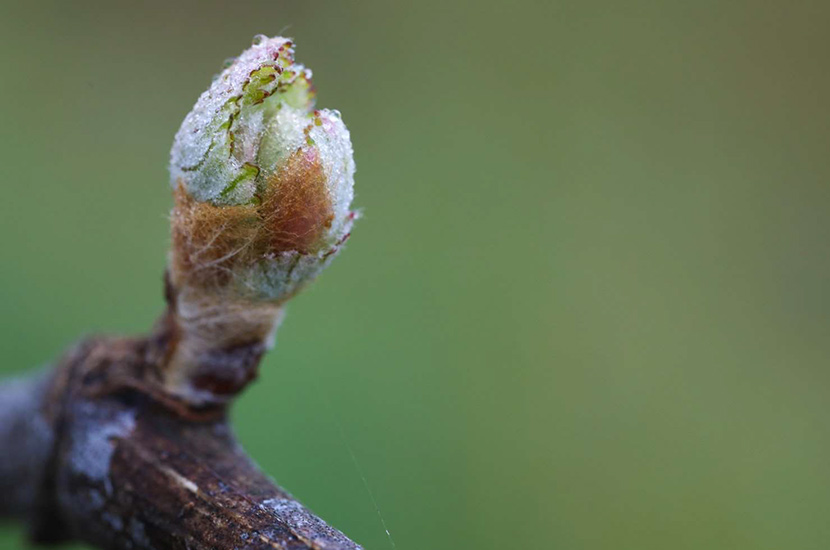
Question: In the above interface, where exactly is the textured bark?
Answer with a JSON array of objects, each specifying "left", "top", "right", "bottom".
[{"left": 0, "top": 329, "right": 362, "bottom": 550}]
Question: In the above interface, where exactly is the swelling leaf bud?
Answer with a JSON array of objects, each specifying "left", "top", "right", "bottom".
[{"left": 169, "top": 35, "right": 356, "bottom": 303}]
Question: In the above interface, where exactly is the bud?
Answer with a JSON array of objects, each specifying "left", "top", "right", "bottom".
[
  {"left": 163, "top": 36, "right": 356, "bottom": 403},
  {"left": 169, "top": 35, "right": 355, "bottom": 303}
]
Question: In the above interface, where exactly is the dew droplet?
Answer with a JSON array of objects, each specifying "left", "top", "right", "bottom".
[
  {"left": 222, "top": 57, "right": 236, "bottom": 69},
  {"left": 252, "top": 34, "right": 268, "bottom": 46}
]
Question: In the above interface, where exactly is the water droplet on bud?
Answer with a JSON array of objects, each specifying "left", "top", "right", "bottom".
[
  {"left": 222, "top": 57, "right": 236, "bottom": 69},
  {"left": 252, "top": 34, "right": 268, "bottom": 46}
]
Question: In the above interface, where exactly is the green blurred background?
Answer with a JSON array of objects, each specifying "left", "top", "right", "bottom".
[{"left": 1, "top": 1, "right": 829, "bottom": 548}]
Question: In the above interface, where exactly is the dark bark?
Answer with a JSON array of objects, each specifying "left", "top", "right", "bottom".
[{"left": 0, "top": 332, "right": 362, "bottom": 550}]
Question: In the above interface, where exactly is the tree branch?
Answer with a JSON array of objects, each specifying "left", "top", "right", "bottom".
[{"left": 1, "top": 328, "right": 362, "bottom": 549}]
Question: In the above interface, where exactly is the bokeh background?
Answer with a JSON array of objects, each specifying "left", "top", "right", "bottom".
[{"left": 1, "top": 1, "right": 829, "bottom": 548}]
